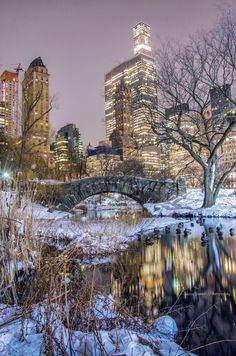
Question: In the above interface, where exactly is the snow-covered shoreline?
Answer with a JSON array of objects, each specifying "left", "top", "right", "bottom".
[
  {"left": 145, "top": 189, "right": 236, "bottom": 218},
  {"left": 37, "top": 216, "right": 188, "bottom": 255}
]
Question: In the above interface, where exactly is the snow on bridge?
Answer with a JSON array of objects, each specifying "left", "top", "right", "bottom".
[{"left": 38, "top": 176, "right": 186, "bottom": 211}]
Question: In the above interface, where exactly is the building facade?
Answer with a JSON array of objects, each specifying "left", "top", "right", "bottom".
[
  {"left": 218, "top": 108, "right": 236, "bottom": 188},
  {"left": 54, "top": 123, "right": 83, "bottom": 173},
  {"left": 209, "top": 85, "right": 236, "bottom": 188},
  {"left": 210, "top": 84, "right": 232, "bottom": 119},
  {"left": 0, "top": 101, "right": 5, "bottom": 142},
  {"left": 105, "top": 23, "right": 160, "bottom": 177},
  {"left": 86, "top": 141, "right": 121, "bottom": 177},
  {"left": 164, "top": 91, "right": 236, "bottom": 188},
  {"left": 109, "top": 79, "right": 133, "bottom": 157},
  {"left": 22, "top": 57, "right": 50, "bottom": 156},
  {"left": 0, "top": 70, "right": 19, "bottom": 140},
  {"left": 164, "top": 104, "right": 204, "bottom": 186}
]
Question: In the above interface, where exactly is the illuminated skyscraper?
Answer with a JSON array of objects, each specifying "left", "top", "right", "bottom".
[
  {"left": 0, "top": 101, "right": 5, "bottom": 142},
  {"left": 109, "top": 78, "right": 133, "bottom": 151},
  {"left": 105, "top": 23, "right": 159, "bottom": 176},
  {"left": 133, "top": 22, "right": 152, "bottom": 56},
  {"left": 22, "top": 57, "right": 50, "bottom": 156},
  {"left": 0, "top": 70, "right": 19, "bottom": 140},
  {"left": 54, "top": 123, "right": 83, "bottom": 171}
]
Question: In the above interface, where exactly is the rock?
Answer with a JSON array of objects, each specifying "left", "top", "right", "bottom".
[
  {"left": 78, "top": 332, "right": 116, "bottom": 355},
  {"left": 121, "top": 333, "right": 153, "bottom": 355},
  {"left": 158, "top": 340, "right": 196, "bottom": 356},
  {"left": 152, "top": 316, "right": 178, "bottom": 341}
]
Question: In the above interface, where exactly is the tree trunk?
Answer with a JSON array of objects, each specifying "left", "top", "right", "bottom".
[{"left": 202, "top": 165, "right": 216, "bottom": 208}]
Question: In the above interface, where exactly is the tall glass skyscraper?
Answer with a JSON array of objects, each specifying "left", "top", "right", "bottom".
[
  {"left": 105, "top": 23, "right": 160, "bottom": 177},
  {"left": 54, "top": 123, "right": 83, "bottom": 170}
]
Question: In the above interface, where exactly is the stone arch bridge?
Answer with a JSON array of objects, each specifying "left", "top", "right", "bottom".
[{"left": 38, "top": 176, "right": 186, "bottom": 211}]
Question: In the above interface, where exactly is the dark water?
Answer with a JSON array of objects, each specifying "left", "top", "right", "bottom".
[{"left": 89, "top": 217, "right": 236, "bottom": 355}]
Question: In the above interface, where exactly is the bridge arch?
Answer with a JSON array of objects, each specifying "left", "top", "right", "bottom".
[{"left": 40, "top": 176, "right": 186, "bottom": 211}]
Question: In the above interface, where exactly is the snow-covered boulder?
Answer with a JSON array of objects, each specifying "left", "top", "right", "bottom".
[
  {"left": 152, "top": 315, "right": 178, "bottom": 340},
  {"left": 78, "top": 331, "right": 116, "bottom": 355}
]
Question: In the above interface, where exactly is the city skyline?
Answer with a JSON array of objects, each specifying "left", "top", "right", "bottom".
[{"left": 1, "top": 0, "right": 236, "bottom": 145}]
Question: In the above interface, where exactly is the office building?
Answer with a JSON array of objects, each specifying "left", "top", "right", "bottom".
[
  {"left": 22, "top": 57, "right": 50, "bottom": 156},
  {"left": 0, "top": 70, "right": 19, "bottom": 140},
  {"left": 209, "top": 85, "right": 236, "bottom": 187},
  {"left": 218, "top": 108, "right": 236, "bottom": 188},
  {"left": 105, "top": 23, "right": 160, "bottom": 177},
  {"left": 165, "top": 103, "right": 203, "bottom": 186},
  {"left": 54, "top": 123, "right": 83, "bottom": 171}
]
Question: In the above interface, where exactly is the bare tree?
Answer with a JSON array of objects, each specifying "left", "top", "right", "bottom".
[
  {"left": 96, "top": 153, "right": 120, "bottom": 176},
  {"left": 0, "top": 137, "right": 15, "bottom": 174},
  {"left": 142, "top": 13, "right": 236, "bottom": 207},
  {"left": 113, "top": 158, "right": 145, "bottom": 177}
]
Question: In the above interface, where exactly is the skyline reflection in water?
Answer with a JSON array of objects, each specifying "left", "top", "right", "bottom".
[{"left": 95, "top": 218, "right": 236, "bottom": 355}]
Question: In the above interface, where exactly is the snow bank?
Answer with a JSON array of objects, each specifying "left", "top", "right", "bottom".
[
  {"left": 145, "top": 189, "right": 236, "bottom": 218},
  {"left": 0, "top": 302, "right": 194, "bottom": 356},
  {"left": 0, "top": 190, "right": 71, "bottom": 221}
]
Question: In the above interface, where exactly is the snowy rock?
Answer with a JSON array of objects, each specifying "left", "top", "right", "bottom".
[
  {"left": 0, "top": 304, "right": 196, "bottom": 356},
  {"left": 111, "top": 331, "right": 153, "bottom": 355},
  {"left": 158, "top": 340, "right": 195, "bottom": 356},
  {"left": 78, "top": 332, "right": 116, "bottom": 355},
  {"left": 152, "top": 316, "right": 178, "bottom": 341}
]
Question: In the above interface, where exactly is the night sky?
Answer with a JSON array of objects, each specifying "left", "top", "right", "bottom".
[{"left": 1, "top": 0, "right": 236, "bottom": 146}]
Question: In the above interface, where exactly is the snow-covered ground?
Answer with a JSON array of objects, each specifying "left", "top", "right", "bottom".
[
  {"left": 0, "top": 190, "right": 70, "bottom": 220},
  {"left": 0, "top": 298, "right": 194, "bottom": 356},
  {"left": 145, "top": 189, "right": 236, "bottom": 218},
  {"left": 37, "top": 217, "right": 187, "bottom": 254}
]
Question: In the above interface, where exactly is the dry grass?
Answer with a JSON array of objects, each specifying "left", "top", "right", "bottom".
[{"left": 0, "top": 180, "right": 42, "bottom": 304}]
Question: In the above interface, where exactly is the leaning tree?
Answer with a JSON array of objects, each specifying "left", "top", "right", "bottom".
[{"left": 143, "top": 13, "right": 236, "bottom": 208}]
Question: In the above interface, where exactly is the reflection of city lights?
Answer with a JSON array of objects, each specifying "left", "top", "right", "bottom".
[{"left": 110, "top": 228, "right": 236, "bottom": 319}]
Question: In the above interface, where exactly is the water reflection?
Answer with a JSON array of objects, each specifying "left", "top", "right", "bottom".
[
  {"left": 72, "top": 208, "right": 144, "bottom": 224},
  {"left": 99, "top": 219, "right": 236, "bottom": 355}
]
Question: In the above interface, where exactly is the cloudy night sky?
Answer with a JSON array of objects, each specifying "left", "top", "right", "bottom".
[{"left": 1, "top": 0, "right": 236, "bottom": 145}]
